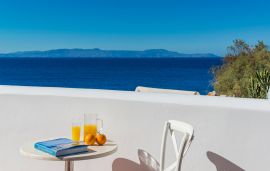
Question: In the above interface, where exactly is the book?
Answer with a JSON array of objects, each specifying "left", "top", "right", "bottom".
[{"left": 34, "top": 138, "right": 89, "bottom": 157}]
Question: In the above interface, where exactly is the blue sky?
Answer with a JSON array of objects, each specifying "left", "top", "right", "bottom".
[{"left": 0, "top": 0, "right": 270, "bottom": 55}]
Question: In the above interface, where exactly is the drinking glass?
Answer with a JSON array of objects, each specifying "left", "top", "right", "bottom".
[
  {"left": 71, "top": 122, "right": 81, "bottom": 142},
  {"left": 83, "top": 114, "right": 97, "bottom": 141}
]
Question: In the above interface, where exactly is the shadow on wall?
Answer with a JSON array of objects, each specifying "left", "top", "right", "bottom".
[
  {"left": 112, "top": 149, "right": 159, "bottom": 171},
  {"left": 207, "top": 151, "right": 245, "bottom": 171},
  {"left": 112, "top": 158, "right": 141, "bottom": 171},
  {"left": 112, "top": 150, "right": 246, "bottom": 171}
]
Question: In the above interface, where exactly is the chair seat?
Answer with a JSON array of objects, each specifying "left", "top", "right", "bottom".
[{"left": 138, "top": 149, "right": 160, "bottom": 171}]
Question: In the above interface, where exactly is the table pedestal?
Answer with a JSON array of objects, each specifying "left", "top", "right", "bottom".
[{"left": 65, "top": 161, "right": 74, "bottom": 171}]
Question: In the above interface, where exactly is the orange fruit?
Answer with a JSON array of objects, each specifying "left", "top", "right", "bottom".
[
  {"left": 84, "top": 134, "right": 96, "bottom": 145},
  {"left": 96, "top": 133, "right": 107, "bottom": 145}
]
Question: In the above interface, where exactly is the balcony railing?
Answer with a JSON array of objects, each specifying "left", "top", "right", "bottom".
[{"left": 0, "top": 85, "right": 269, "bottom": 171}]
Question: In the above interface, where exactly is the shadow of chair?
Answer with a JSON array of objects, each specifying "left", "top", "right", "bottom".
[
  {"left": 207, "top": 151, "right": 245, "bottom": 171},
  {"left": 112, "top": 158, "right": 142, "bottom": 171},
  {"left": 112, "top": 149, "right": 159, "bottom": 171}
]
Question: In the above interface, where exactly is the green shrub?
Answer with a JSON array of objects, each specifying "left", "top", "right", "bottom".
[
  {"left": 247, "top": 70, "right": 270, "bottom": 98},
  {"left": 212, "top": 40, "right": 270, "bottom": 98}
]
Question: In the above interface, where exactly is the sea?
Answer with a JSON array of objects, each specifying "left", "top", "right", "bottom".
[{"left": 0, "top": 57, "right": 223, "bottom": 94}]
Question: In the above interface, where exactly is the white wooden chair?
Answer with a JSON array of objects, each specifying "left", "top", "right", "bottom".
[
  {"left": 160, "top": 120, "right": 194, "bottom": 171},
  {"left": 138, "top": 120, "right": 194, "bottom": 171}
]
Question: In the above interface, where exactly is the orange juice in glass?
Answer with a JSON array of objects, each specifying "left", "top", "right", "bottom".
[
  {"left": 83, "top": 114, "right": 97, "bottom": 142},
  {"left": 72, "top": 123, "right": 81, "bottom": 142}
]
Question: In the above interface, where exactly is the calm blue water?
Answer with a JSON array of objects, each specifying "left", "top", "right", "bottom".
[{"left": 0, "top": 57, "right": 223, "bottom": 94}]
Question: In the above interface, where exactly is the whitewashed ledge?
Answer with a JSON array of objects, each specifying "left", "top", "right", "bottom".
[
  {"left": 0, "top": 85, "right": 269, "bottom": 112},
  {"left": 1, "top": 85, "right": 270, "bottom": 171}
]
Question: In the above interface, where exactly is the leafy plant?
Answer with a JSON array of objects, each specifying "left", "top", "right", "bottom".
[{"left": 212, "top": 40, "right": 270, "bottom": 98}]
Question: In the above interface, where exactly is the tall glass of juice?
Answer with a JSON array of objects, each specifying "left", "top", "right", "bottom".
[
  {"left": 83, "top": 114, "right": 97, "bottom": 142},
  {"left": 72, "top": 122, "right": 81, "bottom": 142}
]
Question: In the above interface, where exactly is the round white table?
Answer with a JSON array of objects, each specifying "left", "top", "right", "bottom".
[{"left": 20, "top": 140, "right": 117, "bottom": 171}]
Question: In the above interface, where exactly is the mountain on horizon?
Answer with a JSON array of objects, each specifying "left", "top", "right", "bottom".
[{"left": 0, "top": 48, "right": 220, "bottom": 58}]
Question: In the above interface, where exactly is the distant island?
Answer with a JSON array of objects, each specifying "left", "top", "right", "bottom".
[{"left": 0, "top": 48, "right": 219, "bottom": 58}]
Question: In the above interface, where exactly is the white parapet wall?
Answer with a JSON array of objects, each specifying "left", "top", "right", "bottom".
[{"left": 0, "top": 85, "right": 270, "bottom": 171}]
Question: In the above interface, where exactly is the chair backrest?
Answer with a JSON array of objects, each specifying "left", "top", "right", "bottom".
[{"left": 160, "top": 120, "right": 194, "bottom": 171}]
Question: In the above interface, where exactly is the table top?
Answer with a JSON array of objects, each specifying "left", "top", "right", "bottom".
[{"left": 20, "top": 139, "right": 117, "bottom": 161}]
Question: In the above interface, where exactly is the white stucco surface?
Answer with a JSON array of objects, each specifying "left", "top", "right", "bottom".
[{"left": 0, "top": 85, "right": 269, "bottom": 171}]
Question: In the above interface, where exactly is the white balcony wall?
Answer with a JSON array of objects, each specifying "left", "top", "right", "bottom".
[{"left": 0, "top": 86, "right": 269, "bottom": 171}]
